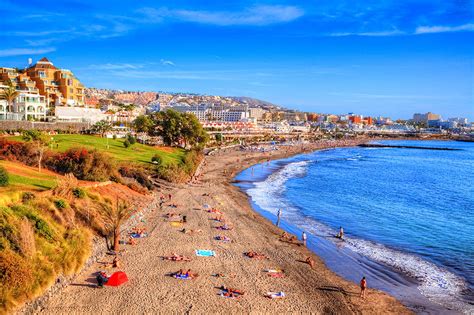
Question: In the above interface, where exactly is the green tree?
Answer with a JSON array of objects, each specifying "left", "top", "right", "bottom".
[
  {"left": 0, "top": 79, "right": 19, "bottom": 112},
  {"left": 150, "top": 109, "right": 208, "bottom": 149},
  {"left": 91, "top": 120, "right": 113, "bottom": 137},
  {"left": 22, "top": 130, "right": 50, "bottom": 172},
  {"left": 181, "top": 112, "right": 209, "bottom": 149},
  {"left": 133, "top": 115, "right": 153, "bottom": 133},
  {"left": 100, "top": 199, "right": 134, "bottom": 251},
  {"left": 0, "top": 166, "right": 9, "bottom": 187}
]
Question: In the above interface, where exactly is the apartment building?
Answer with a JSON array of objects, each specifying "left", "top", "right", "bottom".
[{"left": 25, "top": 58, "right": 85, "bottom": 106}]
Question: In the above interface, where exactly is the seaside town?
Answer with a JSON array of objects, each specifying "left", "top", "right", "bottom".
[
  {"left": 1, "top": 58, "right": 472, "bottom": 143},
  {"left": 2, "top": 0, "right": 473, "bottom": 313},
  {"left": 0, "top": 57, "right": 472, "bottom": 315}
]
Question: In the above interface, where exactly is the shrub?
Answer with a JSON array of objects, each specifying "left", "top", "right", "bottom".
[
  {"left": 151, "top": 154, "right": 162, "bottom": 165},
  {"left": 49, "top": 148, "right": 118, "bottom": 182},
  {"left": 72, "top": 187, "right": 86, "bottom": 199},
  {"left": 54, "top": 199, "right": 68, "bottom": 209},
  {"left": 0, "top": 250, "right": 34, "bottom": 310},
  {"left": 127, "top": 134, "right": 136, "bottom": 145},
  {"left": 119, "top": 165, "right": 153, "bottom": 190},
  {"left": 0, "top": 166, "right": 9, "bottom": 187},
  {"left": 21, "top": 192, "right": 36, "bottom": 203},
  {"left": 112, "top": 134, "right": 117, "bottom": 140},
  {"left": 123, "top": 139, "right": 130, "bottom": 148}
]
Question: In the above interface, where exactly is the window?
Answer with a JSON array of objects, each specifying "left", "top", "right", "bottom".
[
  {"left": 39, "top": 71, "right": 46, "bottom": 78},
  {"left": 69, "top": 88, "right": 73, "bottom": 93}
]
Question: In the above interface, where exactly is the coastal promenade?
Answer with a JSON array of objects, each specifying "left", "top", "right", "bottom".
[{"left": 38, "top": 140, "right": 410, "bottom": 314}]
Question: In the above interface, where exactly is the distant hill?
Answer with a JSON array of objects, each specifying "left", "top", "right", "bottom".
[
  {"left": 230, "top": 97, "right": 282, "bottom": 110},
  {"left": 85, "top": 87, "right": 284, "bottom": 111}
]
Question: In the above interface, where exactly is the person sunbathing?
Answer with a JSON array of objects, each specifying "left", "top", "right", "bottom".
[
  {"left": 245, "top": 251, "right": 268, "bottom": 259},
  {"left": 221, "top": 286, "right": 245, "bottom": 295},
  {"left": 215, "top": 235, "right": 231, "bottom": 242},
  {"left": 216, "top": 224, "right": 233, "bottom": 230},
  {"left": 181, "top": 229, "right": 202, "bottom": 234},
  {"left": 128, "top": 237, "right": 137, "bottom": 245},
  {"left": 163, "top": 253, "right": 191, "bottom": 261},
  {"left": 165, "top": 212, "right": 179, "bottom": 218},
  {"left": 184, "top": 269, "right": 199, "bottom": 279},
  {"left": 173, "top": 269, "right": 198, "bottom": 279},
  {"left": 306, "top": 256, "right": 315, "bottom": 269},
  {"left": 213, "top": 215, "right": 224, "bottom": 222},
  {"left": 112, "top": 256, "right": 122, "bottom": 268}
]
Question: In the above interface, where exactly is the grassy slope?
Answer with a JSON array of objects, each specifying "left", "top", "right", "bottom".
[
  {"left": 0, "top": 160, "right": 57, "bottom": 205},
  {"left": 10, "top": 134, "right": 185, "bottom": 166}
]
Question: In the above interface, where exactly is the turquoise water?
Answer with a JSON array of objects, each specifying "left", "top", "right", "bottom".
[{"left": 235, "top": 140, "right": 474, "bottom": 313}]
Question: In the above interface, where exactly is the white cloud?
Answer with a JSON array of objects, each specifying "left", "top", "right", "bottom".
[
  {"left": 5, "top": 29, "right": 74, "bottom": 37},
  {"left": 330, "top": 30, "right": 404, "bottom": 37},
  {"left": 0, "top": 47, "right": 56, "bottom": 57},
  {"left": 415, "top": 23, "right": 474, "bottom": 34},
  {"left": 160, "top": 59, "right": 175, "bottom": 66},
  {"left": 90, "top": 63, "right": 144, "bottom": 70},
  {"left": 138, "top": 5, "right": 304, "bottom": 26}
]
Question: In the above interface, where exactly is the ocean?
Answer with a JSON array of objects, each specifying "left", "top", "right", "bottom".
[{"left": 234, "top": 140, "right": 474, "bottom": 314}]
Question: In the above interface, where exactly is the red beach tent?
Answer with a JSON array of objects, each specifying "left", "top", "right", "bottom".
[{"left": 106, "top": 271, "right": 128, "bottom": 286}]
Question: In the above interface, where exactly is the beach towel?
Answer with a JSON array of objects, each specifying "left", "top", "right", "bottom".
[
  {"left": 269, "top": 273, "right": 285, "bottom": 278},
  {"left": 195, "top": 250, "right": 216, "bottom": 257},
  {"left": 264, "top": 269, "right": 283, "bottom": 273},
  {"left": 173, "top": 274, "right": 191, "bottom": 280},
  {"left": 265, "top": 291, "right": 285, "bottom": 299},
  {"left": 130, "top": 233, "right": 148, "bottom": 238},
  {"left": 170, "top": 222, "right": 183, "bottom": 227},
  {"left": 220, "top": 293, "right": 240, "bottom": 299}
]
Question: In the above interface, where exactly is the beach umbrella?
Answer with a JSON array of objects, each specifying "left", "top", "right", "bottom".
[
  {"left": 203, "top": 204, "right": 210, "bottom": 209},
  {"left": 106, "top": 271, "right": 128, "bottom": 286}
]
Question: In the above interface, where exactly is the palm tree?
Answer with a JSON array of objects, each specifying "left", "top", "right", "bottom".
[
  {"left": 100, "top": 199, "right": 134, "bottom": 251},
  {"left": 0, "top": 79, "right": 19, "bottom": 112}
]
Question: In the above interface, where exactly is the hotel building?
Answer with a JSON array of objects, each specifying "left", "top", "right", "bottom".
[{"left": 0, "top": 57, "right": 85, "bottom": 120}]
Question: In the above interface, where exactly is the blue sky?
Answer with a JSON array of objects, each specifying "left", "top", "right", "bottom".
[{"left": 0, "top": 0, "right": 473, "bottom": 119}]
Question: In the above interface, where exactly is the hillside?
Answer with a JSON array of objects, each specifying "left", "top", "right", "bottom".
[{"left": 85, "top": 87, "right": 284, "bottom": 110}]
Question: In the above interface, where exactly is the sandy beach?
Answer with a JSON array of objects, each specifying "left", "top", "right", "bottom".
[{"left": 37, "top": 140, "right": 411, "bottom": 314}]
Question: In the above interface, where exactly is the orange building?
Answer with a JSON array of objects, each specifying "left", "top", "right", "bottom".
[
  {"left": 25, "top": 57, "right": 85, "bottom": 106},
  {"left": 307, "top": 113, "right": 319, "bottom": 121},
  {"left": 349, "top": 115, "right": 362, "bottom": 124}
]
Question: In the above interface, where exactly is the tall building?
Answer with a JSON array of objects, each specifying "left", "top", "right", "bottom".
[
  {"left": 25, "top": 57, "right": 85, "bottom": 106},
  {"left": 0, "top": 57, "right": 85, "bottom": 120},
  {"left": 413, "top": 112, "right": 441, "bottom": 123}
]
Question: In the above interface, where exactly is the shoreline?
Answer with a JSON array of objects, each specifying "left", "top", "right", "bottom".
[
  {"left": 38, "top": 139, "right": 411, "bottom": 314},
  {"left": 232, "top": 142, "right": 462, "bottom": 314}
]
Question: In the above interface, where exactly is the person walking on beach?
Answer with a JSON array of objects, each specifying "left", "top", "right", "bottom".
[
  {"left": 338, "top": 226, "right": 344, "bottom": 239},
  {"left": 360, "top": 276, "right": 367, "bottom": 299},
  {"left": 276, "top": 208, "right": 282, "bottom": 226},
  {"left": 302, "top": 232, "right": 307, "bottom": 247}
]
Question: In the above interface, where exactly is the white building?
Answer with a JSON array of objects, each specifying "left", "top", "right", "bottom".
[
  {"left": 0, "top": 91, "right": 47, "bottom": 121},
  {"left": 55, "top": 106, "right": 106, "bottom": 123}
]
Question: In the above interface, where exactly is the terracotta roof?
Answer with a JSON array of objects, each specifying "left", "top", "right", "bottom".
[{"left": 39, "top": 57, "right": 50, "bottom": 62}]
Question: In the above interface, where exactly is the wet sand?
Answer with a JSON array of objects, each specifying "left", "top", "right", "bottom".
[{"left": 39, "top": 140, "right": 411, "bottom": 314}]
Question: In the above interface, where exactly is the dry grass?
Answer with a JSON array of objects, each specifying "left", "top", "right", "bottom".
[{"left": 19, "top": 218, "right": 36, "bottom": 257}]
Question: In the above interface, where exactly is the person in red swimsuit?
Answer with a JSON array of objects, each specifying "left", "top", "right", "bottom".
[{"left": 360, "top": 276, "right": 367, "bottom": 298}]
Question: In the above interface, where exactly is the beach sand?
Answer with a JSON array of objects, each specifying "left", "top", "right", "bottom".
[{"left": 38, "top": 140, "right": 411, "bottom": 314}]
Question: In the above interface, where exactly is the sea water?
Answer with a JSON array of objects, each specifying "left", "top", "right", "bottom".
[{"left": 234, "top": 140, "right": 474, "bottom": 314}]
